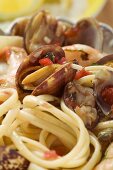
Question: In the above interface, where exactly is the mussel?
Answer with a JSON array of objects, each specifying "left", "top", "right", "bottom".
[
  {"left": 0, "top": 146, "right": 29, "bottom": 170},
  {"left": 94, "top": 69, "right": 113, "bottom": 115},
  {"left": 16, "top": 44, "right": 75, "bottom": 99},
  {"left": 63, "top": 81, "right": 98, "bottom": 129}
]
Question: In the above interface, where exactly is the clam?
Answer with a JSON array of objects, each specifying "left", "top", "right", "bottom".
[
  {"left": 0, "top": 146, "right": 29, "bottom": 170},
  {"left": 94, "top": 69, "right": 113, "bottom": 115},
  {"left": 16, "top": 44, "right": 75, "bottom": 98},
  {"left": 10, "top": 17, "right": 30, "bottom": 37},
  {"left": 96, "top": 54, "right": 113, "bottom": 67},
  {"left": 100, "top": 22, "right": 113, "bottom": 54},
  {"left": 21, "top": 10, "right": 113, "bottom": 54},
  {"left": 63, "top": 81, "right": 98, "bottom": 129},
  {"left": 24, "top": 11, "right": 67, "bottom": 53},
  {"left": 64, "top": 18, "right": 103, "bottom": 51},
  {"left": 32, "top": 63, "right": 75, "bottom": 96},
  {"left": 17, "top": 62, "right": 75, "bottom": 97}
]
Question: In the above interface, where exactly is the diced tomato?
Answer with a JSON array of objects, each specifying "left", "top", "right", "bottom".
[
  {"left": 101, "top": 87, "right": 113, "bottom": 105},
  {"left": 39, "top": 58, "right": 53, "bottom": 66},
  {"left": 44, "top": 150, "right": 58, "bottom": 159},
  {"left": 75, "top": 69, "right": 91, "bottom": 80}
]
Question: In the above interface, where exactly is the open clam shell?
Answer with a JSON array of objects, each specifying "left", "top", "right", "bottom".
[
  {"left": 63, "top": 81, "right": 98, "bottom": 129},
  {"left": 64, "top": 18, "right": 103, "bottom": 50},
  {"left": 100, "top": 22, "right": 113, "bottom": 54},
  {"left": 16, "top": 62, "right": 75, "bottom": 98},
  {"left": 32, "top": 63, "right": 75, "bottom": 96},
  {"left": 24, "top": 11, "right": 67, "bottom": 53},
  {"left": 10, "top": 17, "right": 30, "bottom": 37},
  {"left": 94, "top": 69, "right": 113, "bottom": 115},
  {"left": 16, "top": 44, "right": 74, "bottom": 98}
]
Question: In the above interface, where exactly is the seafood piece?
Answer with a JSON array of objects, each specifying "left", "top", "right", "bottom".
[
  {"left": 98, "top": 128, "right": 113, "bottom": 153},
  {"left": 9, "top": 9, "right": 113, "bottom": 54},
  {"left": 64, "top": 18, "right": 103, "bottom": 51},
  {"left": 32, "top": 63, "right": 75, "bottom": 96},
  {"left": 16, "top": 44, "right": 75, "bottom": 98},
  {"left": 63, "top": 44, "right": 103, "bottom": 66},
  {"left": 0, "top": 47, "right": 27, "bottom": 88},
  {"left": 24, "top": 11, "right": 67, "bottom": 53},
  {"left": 94, "top": 69, "right": 113, "bottom": 115},
  {"left": 63, "top": 81, "right": 98, "bottom": 129},
  {"left": 94, "top": 142, "right": 113, "bottom": 170},
  {"left": 10, "top": 17, "right": 30, "bottom": 37},
  {"left": 0, "top": 146, "right": 29, "bottom": 170},
  {"left": 96, "top": 54, "right": 113, "bottom": 67},
  {"left": 17, "top": 63, "right": 75, "bottom": 97},
  {"left": 100, "top": 22, "right": 113, "bottom": 54}
]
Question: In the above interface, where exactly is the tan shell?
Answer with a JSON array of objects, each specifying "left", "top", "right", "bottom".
[
  {"left": 16, "top": 44, "right": 75, "bottom": 99},
  {"left": 24, "top": 11, "right": 66, "bottom": 53},
  {"left": 32, "top": 63, "right": 75, "bottom": 96}
]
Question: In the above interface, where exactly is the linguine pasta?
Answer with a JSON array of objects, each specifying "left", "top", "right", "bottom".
[
  {"left": 0, "top": 10, "right": 113, "bottom": 170},
  {"left": 0, "top": 63, "right": 109, "bottom": 169}
]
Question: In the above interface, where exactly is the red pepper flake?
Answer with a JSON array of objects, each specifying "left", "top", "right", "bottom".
[
  {"left": 75, "top": 69, "right": 92, "bottom": 80},
  {"left": 101, "top": 87, "right": 113, "bottom": 105},
  {"left": 44, "top": 150, "right": 58, "bottom": 160},
  {"left": 39, "top": 58, "right": 53, "bottom": 66}
]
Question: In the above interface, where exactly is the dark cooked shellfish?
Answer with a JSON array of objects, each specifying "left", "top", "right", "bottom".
[
  {"left": 94, "top": 69, "right": 113, "bottom": 115},
  {"left": 10, "top": 17, "right": 30, "bottom": 37},
  {"left": 24, "top": 11, "right": 67, "bottom": 53},
  {"left": 63, "top": 81, "right": 98, "bottom": 129},
  {"left": 64, "top": 18, "right": 103, "bottom": 51},
  {"left": 100, "top": 22, "right": 113, "bottom": 54},
  {"left": 0, "top": 146, "right": 29, "bottom": 170},
  {"left": 16, "top": 44, "right": 75, "bottom": 98}
]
